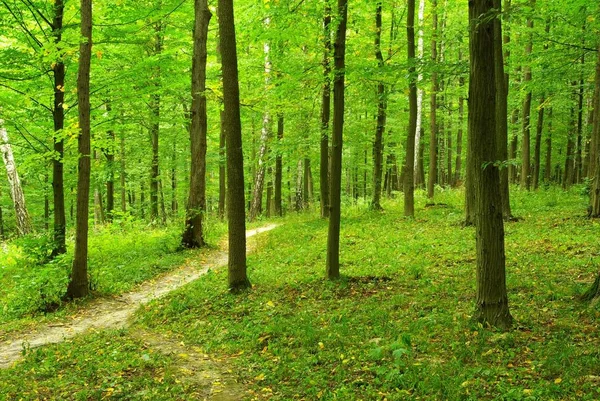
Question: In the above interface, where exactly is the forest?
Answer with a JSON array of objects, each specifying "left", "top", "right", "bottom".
[{"left": 1, "top": 0, "right": 600, "bottom": 399}]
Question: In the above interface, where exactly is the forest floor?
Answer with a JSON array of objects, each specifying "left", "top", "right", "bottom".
[{"left": 0, "top": 224, "right": 277, "bottom": 399}]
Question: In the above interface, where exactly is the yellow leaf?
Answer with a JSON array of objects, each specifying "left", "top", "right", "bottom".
[
  {"left": 254, "top": 373, "right": 266, "bottom": 381},
  {"left": 523, "top": 389, "right": 532, "bottom": 395},
  {"left": 554, "top": 378, "right": 562, "bottom": 384},
  {"left": 266, "top": 300, "right": 275, "bottom": 308},
  {"left": 318, "top": 342, "right": 324, "bottom": 350},
  {"left": 96, "top": 51, "right": 103, "bottom": 59}
]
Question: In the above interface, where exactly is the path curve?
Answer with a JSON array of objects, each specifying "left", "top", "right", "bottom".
[{"left": 0, "top": 224, "right": 278, "bottom": 369}]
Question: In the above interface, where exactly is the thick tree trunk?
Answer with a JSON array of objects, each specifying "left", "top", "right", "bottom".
[
  {"left": 326, "top": 0, "right": 348, "bottom": 280},
  {"left": 66, "top": 0, "right": 92, "bottom": 299},
  {"left": 0, "top": 123, "right": 32, "bottom": 236},
  {"left": 520, "top": 1, "right": 535, "bottom": 190},
  {"left": 320, "top": 6, "right": 331, "bottom": 218},
  {"left": 427, "top": 0, "right": 438, "bottom": 200},
  {"left": 371, "top": 2, "right": 386, "bottom": 211},
  {"left": 182, "top": 0, "right": 211, "bottom": 249},
  {"left": 403, "top": 0, "right": 417, "bottom": 217},
  {"left": 51, "top": 0, "right": 66, "bottom": 256},
  {"left": 274, "top": 113, "right": 284, "bottom": 216},
  {"left": 218, "top": 0, "right": 250, "bottom": 291},
  {"left": 469, "top": 0, "right": 512, "bottom": 330}
]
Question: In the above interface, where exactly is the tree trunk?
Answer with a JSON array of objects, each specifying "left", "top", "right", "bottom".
[
  {"left": 295, "top": 159, "right": 303, "bottom": 211},
  {"left": 120, "top": 132, "right": 127, "bottom": 213},
  {"left": 414, "top": 0, "right": 425, "bottom": 188},
  {"left": 371, "top": 2, "right": 386, "bottom": 211},
  {"left": 171, "top": 141, "right": 177, "bottom": 216},
  {"left": 66, "top": 0, "right": 92, "bottom": 299},
  {"left": 50, "top": 0, "right": 67, "bottom": 256},
  {"left": 564, "top": 98, "right": 577, "bottom": 189},
  {"left": 453, "top": 50, "right": 465, "bottom": 187},
  {"left": 0, "top": 122, "right": 33, "bottom": 236},
  {"left": 403, "top": 0, "right": 417, "bottom": 217},
  {"left": 303, "top": 158, "right": 311, "bottom": 209},
  {"left": 589, "top": 43, "right": 600, "bottom": 216},
  {"left": 468, "top": 0, "right": 512, "bottom": 330},
  {"left": 320, "top": 5, "right": 331, "bottom": 219},
  {"left": 532, "top": 96, "right": 545, "bottom": 190},
  {"left": 326, "top": 0, "right": 348, "bottom": 280},
  {"left": 493, "top": 0, "right": 512, "bottom": 219},
  {"left": 149, "top": 24, "right": 162, "bottom": 222},
  {"left": 508, "top": 108, "right": 519, "bottom": 183},
  {"left": 93, "top": 150, "right": 105, "bottom": 225},
  {"left": 182, "top": 0, "right": 211, "bottom": 248},
  {"left": 274, "top": 113, "right": 284, "bottom": 216},
  {"left": 520, "top": 0, "right": 535, "bottom": 190},
  {"left": 544, "top": 108, "right": 553, "bottom": 183},
  {"left": 218, "top": 0, "right": 250, "bottom": 291},
  {"left": 219, "top": 108, "right": 226, "bottom": 219},
  {"left": 427, "top": 0, "right": 438, "bottom": 199}
]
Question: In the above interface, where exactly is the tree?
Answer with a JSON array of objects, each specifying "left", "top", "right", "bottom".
[
  {"left": 468, "top": 0, "right": 512, "bottom": 329},
  {"left": 520, "top": 0, "right": 535, "bottom": 191},
  {"left": 320, "top": 3, "right": 332, "bottom": 219},
  {"left": 371, "top": 1, "right": 386, "bottom": 211},
  {"left": 66, "top": 0, "right": 93, "bottom": 299},
  {"left": 182, "top": 0, "right": 211, "bottom": 249},
  {"left": 403, "top": 0, "right": 417, "bottom": 217},
  {"left": 427, "top": 0, "right": 438, "bottom": 200},
  {"left": 218, "top": 0, "right": 250, "bottom": 291},
  {"left": 325, "top": 0, "right": 348, "bottom": 280}
]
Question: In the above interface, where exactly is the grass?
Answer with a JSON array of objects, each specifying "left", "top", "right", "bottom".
[{"left": 2, "top": 186, "right": 600, "bottom": 400}]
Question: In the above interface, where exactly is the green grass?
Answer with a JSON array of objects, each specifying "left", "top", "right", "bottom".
[
  {"left": 2, "top": 187, "right": 600, "bottom": 400},
  {"left": 0, "top": 217, "right": 227, "bottom": 331}
]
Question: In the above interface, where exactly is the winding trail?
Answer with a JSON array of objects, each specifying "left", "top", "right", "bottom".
[{"left": 0, "top": 224, "right": 278, "bottom": 369}]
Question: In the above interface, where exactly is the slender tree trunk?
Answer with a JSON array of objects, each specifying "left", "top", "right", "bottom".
[
  {"left": 104, "top": 103, "right": 115, "bottom": 222},
  {"left": 469, "top": 0, "right": 512, "bottom": 330},
  {"left": 51, "top": 0, "right": 66, "bottom": 255},
  {"left": 532, "top": 96, "right": 545, "bottom": 190},
  {"left": 295, "top": 159, "right": 303, "bottom": 211},
  {"left": 149, "top": 24, "right": 162, "bottom": 222},
  {"left": 303, "top": 158, "right": 311, "bottom": 209},
  {"left": 564, "top": 97, "right": 576, "bottom": 188},
  {"left": 93, "top": 150, "right": 105, "bottom": 225},
  {"left": 218, "top": 0, "right": 250, "bottom": 291},
  {"left": 414, "top": 0, "right": 425, "bottom": 187},
  {"left": 371, "top": 2, "right": 386, "bottom": 210},
  {"left": 544, "top": 108, "right": 553, "bottom": 183},
  {"left": 403, "top": 0, "right": 417, "bottom": 217},
  {"left": 119, "top": 132, "right": 127, "bottom": 213},
  {"left": 427, "top": 0, "right": 438, "bottom": 199},
  {"left": 520, "top": 0, "right": 535, "bottom": 190},
  {"left": 182, "top": 0, "right": 211, "bottom": 248},
  {"left": 0, "top": 123, "right": 32, "bottom": 236},
  {"left": 508, "top": 108, "right": 519, "bottom": 183},
  {"left": 274, "top": 113, "right": 284, "bottom": 216},
  {"left": 320, "top": 5, "right": 332, "bottom": 218},
  {"left": 575, "top": 64, "right": 585, "bottom": 184},
  {"left": 218, "top": 108, "right": 226, "bottom": 219},
  {"left": 171, "top": 141, "right": 177, "bottom": 215},
  {"left": 453, "top": 50, "right": 465, "bottom": 187},
  {"left": 590, "top": 42, "right": 600, "bottom": 216},
  {"left": 66, "top": 0, "right": 92, "bottom": 299},
  {"left": 326, "top": 0, "right": 348, "bottom": 280}
]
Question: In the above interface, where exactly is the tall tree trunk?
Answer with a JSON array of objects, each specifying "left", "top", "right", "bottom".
[
  {"left": 182, "top": 0, "right": 211, "bottom": 248},
  {"left": 274, "top": 113, "right": 284, "bottom": 216},
  {"left": 508, "top": 108, "right": 519, "bottom": 183},
  {"left": 590, "top": 42, "right": 600, "bottom": 216},
  {"left": 575, "top": 61, "right": 585, "bottom": 184},
  {"left": 218, "top": 108, "right": 226, "bottom": 219},
  {"left": 403, "top": 0, "right": 417, "bottom": 217},
  {"left": 295, "top": 159, "right": 303, "bottom": 211},
  {"left": 427, "top": 0, "right": 438, "bottom": 199},
  {"left": 303, "top": 158, "right": 311, "bottom": 209},
  {"left": 493, "top": 0, "right": 512, "bottom": 219},
  {"left": 218, "top": 0, "right": 250, "bottom": 291},
  {"left": 320, "top": 5, "right": 331, "bottom": 218},
  {"left": 414, "top": 0, "right": 425, "bottom": 188},
  {"left": 564, "top": 96, "right": 577, "bottom": 188},
  {"left": 469, "top": 0, "right": 512, "bottom": 330},
  {"left": 0, "top": 123, "right": 32, "bottom": 236},
  {"left": 66, "top": 0, "right": 92, "bottom": 299},
  {"left": 326, "top": 0, "right": 348, "bottom": 280},
  {"left": 149, "top": 24, "right": 162, "bottom": 222},
  {"left": 51, "top": 0, "right": 66, "bottom": 255},
  {"left": 93, "top": 150, "right": 105, "bottom": 225},
  {"left": 171, "top": 141, "right": 177, "bottom": 215},
  {"left": 104, "top": 104, "right": 115, "bottom": 222},
  {"left": 371, "top": 2, "right": 386, "bottom": 211},
  {"left": 520, "top": 0, "right": 535, "bottom": 190},
  {"left": 453, "top": 50, "right": 465, "bottom": 187}
]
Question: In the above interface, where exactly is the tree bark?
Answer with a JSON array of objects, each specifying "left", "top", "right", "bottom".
[
  {"left": 66, "top": 0, "right": 92, "bottom": 299},
  {"left": 453, "top": 50, "right": 465, "bottom": 187},
  {"left": 218, "top": 0, "right": 250, "bottom": 291},
  {"left": 414, "top": 0, "right": 425, "bottom": 188},
  {"left": 589, "top": 43, "right": 600, "bottom": 216},
  {"left": 532, "top": 96, "right": 545, "bottom": 190},
  {"left": 182, "top": 0, "right": 211, "bottom": 248},
  {"left": 371, "top": 2, "right": 386, "bottom": 211},
  {"left": 403, "top": 0, "right": 417, "bottom": 217},
  {"left": 149, "top": 24, "right": 162, "bottom": 222},
  {"left": 274, "top": 113, "right": 284, "bottom": 216},
  {"left": 326, "top": 0, "right": 348, "bottom": 280},
  {"left": 520, "top": 0, "right": 535, "bottom": 190},
  {"left": 320, "top": 5, "right": 331, "bottom": 218},
  {"left": 119, "top": 131, "right": 127, "bottom": 213},
  {"left": 544, "top": 108, "right": 553, "bottom": 183},
  {"left": 469, "top": 0, "right": 512, "bottom": 330},
  {"left": 51, "top": 0, "right": 67, "bottom": 255},
  {"left": 0, "top": 122, "right": 32, "bottom": 236},
  {"left": 427, "top": 0, "right": 438, "bottom": 199}
]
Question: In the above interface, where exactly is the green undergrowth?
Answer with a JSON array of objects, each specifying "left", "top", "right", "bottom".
[
  {"left": 0, "top": 217, "right": 227, "bottom": 330},
  {"left": 3, "top": 186, "right": 600, "bottom": 400}
]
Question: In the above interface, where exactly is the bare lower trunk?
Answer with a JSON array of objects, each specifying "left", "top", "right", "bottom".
[
  {"left": 0, "top": 123, "right": 32, "bottom": 236},
  {"left": 403, "top": 0, "right": 417, "bottom": 217}
]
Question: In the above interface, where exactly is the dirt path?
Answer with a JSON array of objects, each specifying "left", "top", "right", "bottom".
[{"left": 0, "top": 224, "right": 278, "bottom": 369}]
